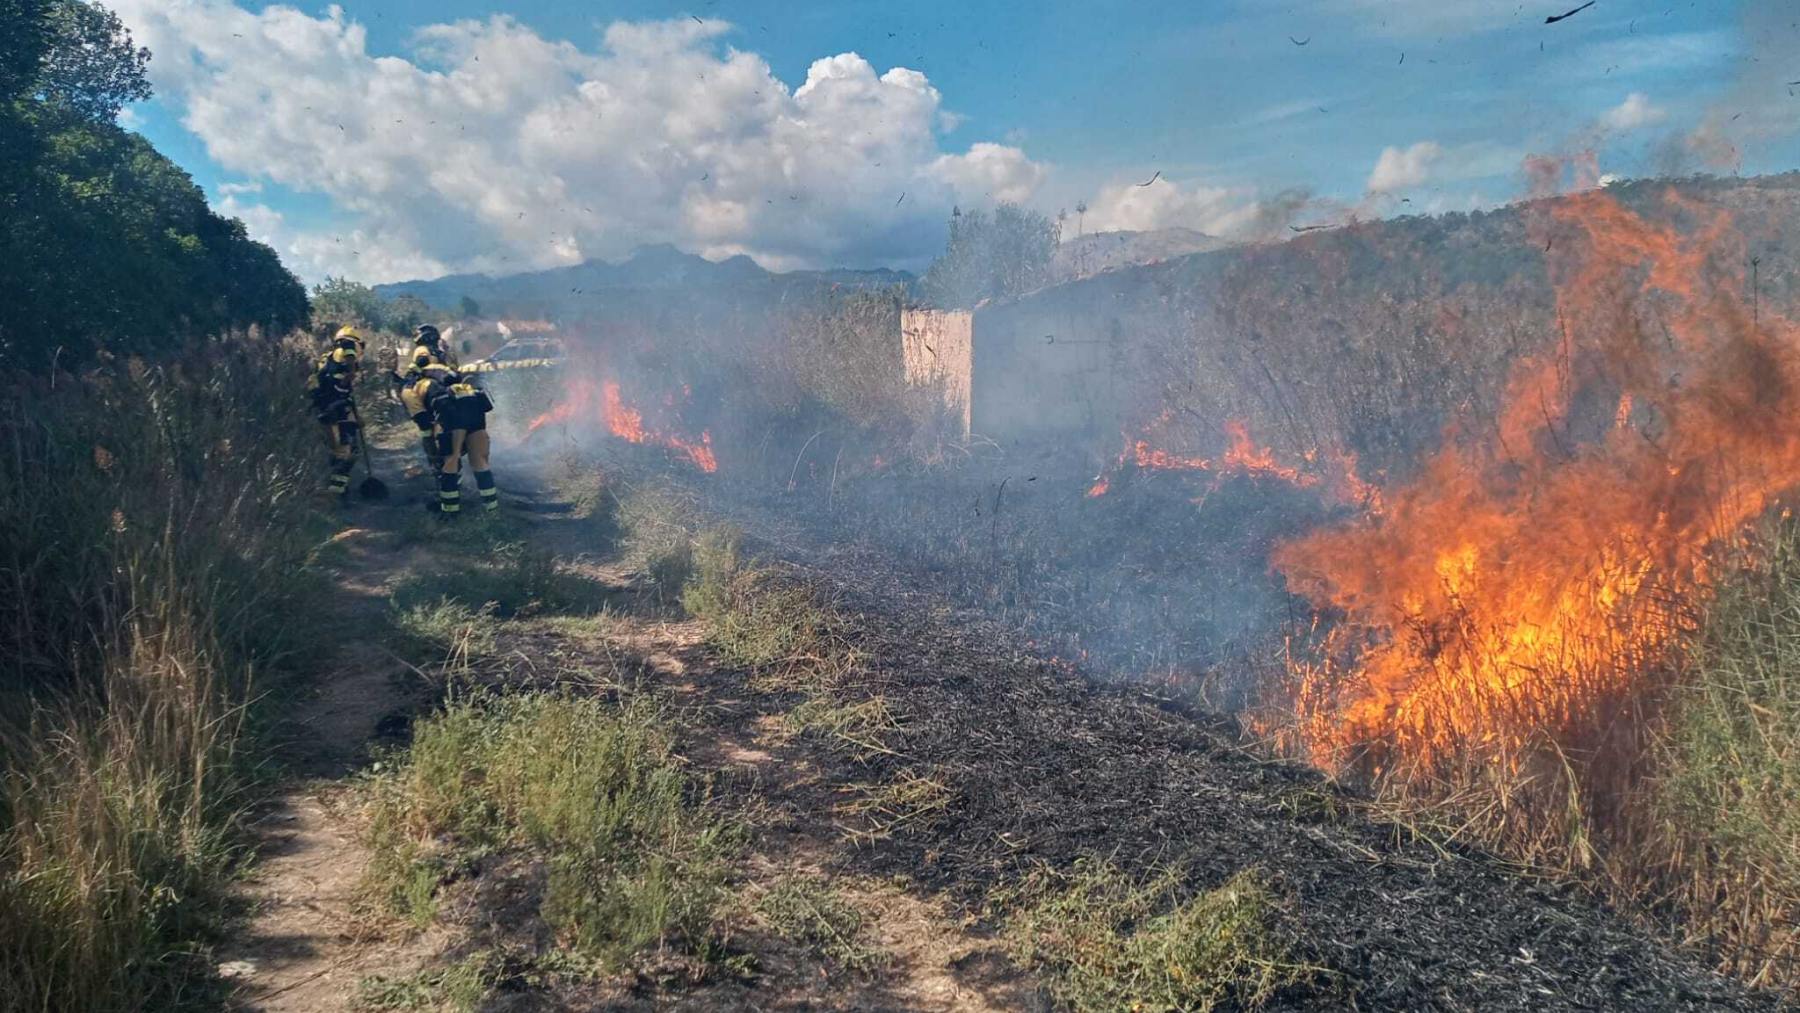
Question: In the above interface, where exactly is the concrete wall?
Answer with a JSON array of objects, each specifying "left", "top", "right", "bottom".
[
  {"left": 904, "top": 178, "right": 1800, "bottom": 476},
  {"left": 901, "top": 307, "right": 973, "bottom": 436}
]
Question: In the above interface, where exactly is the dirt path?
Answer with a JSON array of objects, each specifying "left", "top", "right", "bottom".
[
  {"left": 217, "top": 508, "right": 444, "bottom": 1010},
  {"left": 218, "top": 456, "right": 1037, "bottom": 1011}
]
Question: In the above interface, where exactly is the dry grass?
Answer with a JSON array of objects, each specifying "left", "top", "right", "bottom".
[
  {"left": 1640, "top": 518, "right": 1800, "bottom": 985},
  {"left": 833, "top": 769, "right": 953, "bottom": 844},
  {"left": 754, "top": 875, "right": 885, "bottom": 974},
  {"left": 0, "top": 342, "right": 321, "bottom": 1011}
]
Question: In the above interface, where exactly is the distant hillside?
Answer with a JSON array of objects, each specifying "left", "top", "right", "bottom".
[
  {"left": 375, "top": 244, "right": 911, "bottom": 320},
  {"left": 1052, "top": 227, "right": 1231, "bottom": 282},
  {"left": 974, "top": 172, "right": 1800, "bottom": 477}
]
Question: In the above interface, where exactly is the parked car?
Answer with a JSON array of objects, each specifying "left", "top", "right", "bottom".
[{"left": 465, "top": 337, "right": 566, "bottom": 372}]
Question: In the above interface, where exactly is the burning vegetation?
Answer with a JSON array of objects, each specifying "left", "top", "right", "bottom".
[
  {"left": 526, "top": 373, "right": 718, "bottom": 473},
  {"left": 1274, "top": 188, "right": 1797, "bottom": 770},
  {"left": 478, "top": 175, "right": 1800, "bottom": 990}
]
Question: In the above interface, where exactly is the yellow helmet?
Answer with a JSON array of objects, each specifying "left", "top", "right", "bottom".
[{"left": 333, "top": 326, "right": 366, "bottom": 357}]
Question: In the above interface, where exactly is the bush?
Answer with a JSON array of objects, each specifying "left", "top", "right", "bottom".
[
  {"left": 0, "top": 341, "right": 321, "bottom": 1010},
  {"left": 1005, "top": 861, "right": 1311, "bottom": 1012},
  {"left": 362, "top": 693, "right": 734, "bottom": 967}
]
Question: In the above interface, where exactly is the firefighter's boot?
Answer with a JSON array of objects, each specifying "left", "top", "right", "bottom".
[{"left": 437, "top": 471, "right": 462, "bottom": 518}]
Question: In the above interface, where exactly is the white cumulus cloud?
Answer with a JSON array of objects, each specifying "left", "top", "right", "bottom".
[
  {"left": 1600, "top": 92, "right": 1667, "bottom": 133},
  {"left": 1366, "top": 141, "right": 1443, "bottom": 193},
  {"left": 1081, "top": 175, "right": 1305, "bottom": 241},
  {"left": 112, "top": 3, "right": 1046, "bottom": 284},
  {"left": 1365, "top": 140, "right": 1517, "bottom": 195}
]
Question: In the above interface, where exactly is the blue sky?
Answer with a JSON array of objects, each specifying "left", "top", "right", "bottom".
[{"left": 112, "top": 1, "right": 1792, "bottom": 284}]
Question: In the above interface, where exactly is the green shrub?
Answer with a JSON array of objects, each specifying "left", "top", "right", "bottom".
[
  {"left": 1006, "top": 861, "right": 1310, "bottom": 1012},
  {"left": 362, "top": 693, "right": 734, "bottom": 967}
]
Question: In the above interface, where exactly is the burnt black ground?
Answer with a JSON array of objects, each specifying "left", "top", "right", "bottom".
[{"left": 673, "top": 486, "right": 1787, "bottom": 1013}]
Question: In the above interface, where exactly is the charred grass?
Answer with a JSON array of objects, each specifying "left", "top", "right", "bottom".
[{"left": 713, "top": 443, "right": 1800, "bottom": 994}]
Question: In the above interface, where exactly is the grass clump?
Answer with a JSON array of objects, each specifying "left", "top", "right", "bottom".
[
  {"left": 391, "top": 541, "right": 605, "bottom": 618},
  {"left": 787, "top": 696, "right": 904, "bottom": 759},
  {"left": 615, "top": 482, "right": 702, "bottom": 598},
  {"left": 1648, "top": 518, "right": 1800, "bottom": 983},
  {"left": 834, "top": 769, "right": 953, "bottom": 843},
  {"left": 362, "top": 692, "right": 735, "bottom": 968},
  {"left": 1005, "top": 861, "right": 1310, "bottom": 1013},
  {"left": 391, "top": 597, "right": 500, "bottom": 669},
  {"left": 680, "top": 527, "right": 838, "bottom": 675},
  {"left": 756, "top": 876, "right": 884, "bottom": 973},
  {"left": 356, "top": 950, "right": 499, "bottom": 1011},
  {"left": 0, "top": 343, "right": 322, "bottom": 1011}
]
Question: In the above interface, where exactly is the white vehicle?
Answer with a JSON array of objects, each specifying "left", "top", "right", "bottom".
[{"left": 465, "top": 336, "right": 566, "bottom": 372}]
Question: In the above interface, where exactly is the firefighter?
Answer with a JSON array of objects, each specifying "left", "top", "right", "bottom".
[
  {"left": 409, "top": 364, "right": 498, "bottom": 516},
  {"left": 309, "top": 326, "right": 365, "bottom": 500},
  {"left": 393, "top": 361, "right": 444, "bottom": 475},
  {"left": 411, "top": 323, "right": 458, "bottom": 370}
]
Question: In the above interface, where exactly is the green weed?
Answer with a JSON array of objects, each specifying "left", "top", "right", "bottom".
[
  {"left": 361, "top": 693, "right": 735, "bottom": 968},
  {"left": 1005, "top": 861, "right": 1311, "bottom": 1013}
]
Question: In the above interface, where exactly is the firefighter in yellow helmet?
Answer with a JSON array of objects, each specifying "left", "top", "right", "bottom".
[
  {"left": 308, "top": 326, "right": 365, "bottom": 500},
  {"left": 406, "top": 364, "right": 498, "bottom": 515},
  {"left": 411, "top": 324, "right": 459, "bottom": 370},
  {"left": 393, "top": 361, "right": 444, "bottom": 474}
]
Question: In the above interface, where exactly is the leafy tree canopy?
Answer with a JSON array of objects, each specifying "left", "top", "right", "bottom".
[
  {"left": 917, "top": 203, "right": 1060, "bottom": 310},
  {"left": 0, "top": 1, "right": 308, "bottom": 368},
  {"left": 310, "top": 278, "right": 439, "bottom": 337}
]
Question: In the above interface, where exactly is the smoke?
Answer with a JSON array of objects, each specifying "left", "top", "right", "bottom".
[{"left": 1656, "top": 5, "right": 1800, "bottom": 176}]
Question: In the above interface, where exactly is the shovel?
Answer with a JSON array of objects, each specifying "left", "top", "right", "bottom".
[{"left": 351, "top": 402, "right": 390, "bottom": 500}]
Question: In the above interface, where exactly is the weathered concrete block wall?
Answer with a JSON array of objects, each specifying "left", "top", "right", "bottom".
[{"left": 901, "top": 307, "right": 972, "bottom": 436}]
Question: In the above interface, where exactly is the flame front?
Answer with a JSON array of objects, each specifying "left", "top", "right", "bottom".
[
  {"left": 527, "top": 375, "right": 718, "bottom": 473},
  {"left": 1086, "top": 413, "right": 1369, "bottom": 503},
  {"left": 1272, "top": 188, "right": 1800, "bottom": 770}
]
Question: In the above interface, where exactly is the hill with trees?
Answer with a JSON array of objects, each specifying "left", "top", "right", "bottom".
[{"left": 0, "top": 0, "right": 307, "bottom": 369}]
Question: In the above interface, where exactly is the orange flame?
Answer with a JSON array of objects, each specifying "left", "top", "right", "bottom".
[
  {"left": 1272, "top": 188, "right": 1800, "bottom": 770},
  {"left": 1086, "top": 415, "right": 1367, "bottom": 503},
  {"left": 527, "top": 375, "right": 718, "bottom": 473}
]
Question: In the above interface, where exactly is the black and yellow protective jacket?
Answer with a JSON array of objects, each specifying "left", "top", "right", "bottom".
[
  {"left": 404, "top": 365, "right": 490, "bottom": 429},
  {"left": 308, "top": 346, "right": 359, "bottom": 419}
]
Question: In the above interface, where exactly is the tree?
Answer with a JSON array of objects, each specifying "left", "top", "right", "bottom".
[
  {"left": 36, "top": 0, "right": 149, "bottom": 122},
  {"left": 385, "top": 294, "right": 431, "bottom": 334},
  {"left": 309, "top": 277, "right": 385, "bottom": 329},
  {"left": 0, "top": 1, "right": 52, "bottom": 104},
  {"left": 917, "top": 202, "right": 1060, "bottom": 310},
  {"left": 458, "top": 295, "right": 481, "bottom": 320},
  {"left": 0, "top": 2, "right": 309, "bottom": 366}
]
